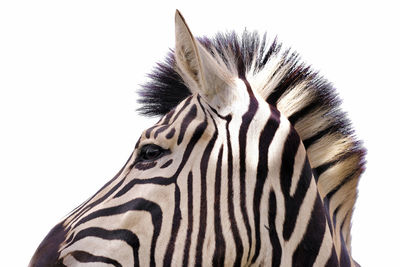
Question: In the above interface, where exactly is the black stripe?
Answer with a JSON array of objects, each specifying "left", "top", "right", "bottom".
[
  {"left": 170, "top": 96, "right": 193, "bottom": 124},
  {"left": 339, "top": 230, "right": 351, "bottom": 267},
  {"left": 313, "top": 150, "right": 360, "bottom": 180},
  {"left": 261, "top": 38, "right": 281, "bottom": 67},
  {"left": 267, "top": 65, "right": 311, "bottom": 106},
  {"left": 280, "top": 126, "right": 301, "bottom": 199},
  {"left": 251, "top": 108, "right": 280, "bottom": 263},
  {"left": 280, "top": 127, "right": 309, "bottom": 241},
  {"left": 166, "top": 127, "right": 176, "bottom": 139},
  {"left": 195, "top": 109, "right": 218, "bottom": 266},
  {"left": 325, "top": 173, "right": 358, "bottom": 228},
  {"left": 66, "top": 227, "right": 139, "bottom": 266},
  {"left": 235, "top": 39, "right": 246, "bottom": 79},
  {"left": 144, "top": 95, "right": 194, "bottom": 145},
  {"left": 113, "top": 176, "right": 175, "bottom": 198},
  {"left": 268, "top": 190, "right": 282, "bottom": 267},
  {"left": 65, "top": 231, "right": 74, "bottom": 245},
  {"left": 144, "top": 96, "right": 190, "bottom": 134},
  {"left": 74, "top": 198, "right": 162, "bottom": 267},
  {"left": 55, "top": 260, "right": 67, "bottom": 267},
  {"left": 332, "top": 204, "right": 340, "bottom": 228},
  {"left": 183, "top": 171, "right": 194, "bottom": 266},
  {"left": 303, "top": 125, "right": 336, "bottom": 149},
  {"left": 145, "top": 125, "right": 158, "bottom": 139},
  {"left": 323, "top": 197, "right": 334, "bottom": 235},
  {"left": 161, "top": 106, "right": 176, "bottom": 125},
  {"left": 68, "top": 151, "right": 134, "bottom": 225},
  {"left": 313, "top": 160, "right": 336, "bottom": 180},
  {"left": 172, "top": 101, "right": 208, "bottom": 178},
  {"left": 163, "top": 184, "right": 182, "bottom": 266},
  {"left": 339, "top": 213, "right": 352, "bottom": 267},
  {"left": 178, "top": 105, "right": 197, "bottom": 145},
  {"left": 325, "top": 246, "right": 339, "bottom": 267},
  {"left": 134, "top": 139, "right": 140, "bottom": 149},
  {"left": 225, "top": 115, "right": 244, "bottom": 267},
  {"left": 325, "top": 170, "right": 359, "bottom": 202},
  {"left": 70, "top": 250, "right": 122, "bottom": 267},
  {"left": 288, "top": 98, "right": 319, "bottom": 126},
  {"left": 160, "top": 159, "right": 173, "bottom": 168},
  {"left": 153, "top": 125, "right": 170, "bottom": 138},
  {"left": 212, "top": 146, "right": 226, "bottom": 266},
  {"left": 238, "top": 79, "right": 259, "bottom": 261},
  {"left": 292, "top": 195, "right": 326, "bottom": 267},
  {"left": 69, "top": 177, "right": 126, "bottom": 227}
]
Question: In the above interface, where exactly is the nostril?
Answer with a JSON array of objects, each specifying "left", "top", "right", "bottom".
[{"left": 29, "top": 222, "right": 68, "bottom": 267}]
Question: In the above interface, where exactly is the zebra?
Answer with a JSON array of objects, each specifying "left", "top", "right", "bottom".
[{"left": 29, "top": 10, "right": 365, "bottom": 267}]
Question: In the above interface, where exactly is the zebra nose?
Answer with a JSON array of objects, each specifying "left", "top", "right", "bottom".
[{"left": 29, "top": 222, "right": 68, "bottom": 267}]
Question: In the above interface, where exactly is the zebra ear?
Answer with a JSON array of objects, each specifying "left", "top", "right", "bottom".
[{"left": 174, "top": 10, "right": 233, "bottom": 109}]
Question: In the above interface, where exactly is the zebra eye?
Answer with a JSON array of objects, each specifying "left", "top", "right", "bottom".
[{"left": 138, "top": 144, "right": 166, "bottom": 161}]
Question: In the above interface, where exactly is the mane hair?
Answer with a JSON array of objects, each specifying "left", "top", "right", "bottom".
[{"left": 137, "top": 30, "right": 365, "bottom": 251}]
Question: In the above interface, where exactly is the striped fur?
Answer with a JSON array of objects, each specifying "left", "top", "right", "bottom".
[
  {"left": 30, "top": 11, "right": 365, "bottom": 267},
  {"left": 139, "top": 14, "right": 365, "bottom": 262}
]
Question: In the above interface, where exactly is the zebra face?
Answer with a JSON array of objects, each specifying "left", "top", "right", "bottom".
[
  {"left": 30, "top": 72, "right": 276, "bottom": 267},
  {"left": 30, "top": 11, "right": 274, "bottom": 267}
]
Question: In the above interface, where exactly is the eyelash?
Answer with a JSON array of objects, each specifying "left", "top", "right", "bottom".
[{"left": 137, "top": 144, "right": 168, "bottom": 162}]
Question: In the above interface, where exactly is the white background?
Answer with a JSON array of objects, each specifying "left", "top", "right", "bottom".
[{"left": 1, "top": 1, "right": 399, "bottom": 266}]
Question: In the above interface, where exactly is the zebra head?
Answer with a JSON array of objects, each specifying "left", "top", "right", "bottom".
[{"left": 30, "top": 10, "right": 364, "bottom": 267}]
